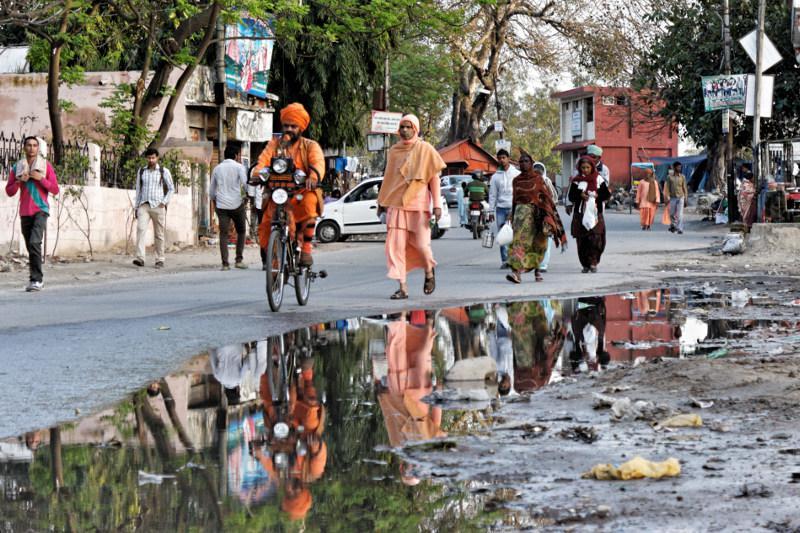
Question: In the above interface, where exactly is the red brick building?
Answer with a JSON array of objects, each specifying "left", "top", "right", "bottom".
[{"left": 551, "top": 86, "right": 678, "bottom": 189}]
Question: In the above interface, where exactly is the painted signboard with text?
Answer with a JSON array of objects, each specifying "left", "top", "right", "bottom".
[{"left": 225, "top": 17, "right": 274, "bottom": 98}]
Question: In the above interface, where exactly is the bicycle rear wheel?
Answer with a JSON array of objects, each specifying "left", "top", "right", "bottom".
[{"left": 266, "top": 229, "right": 286, "bottom": 312}]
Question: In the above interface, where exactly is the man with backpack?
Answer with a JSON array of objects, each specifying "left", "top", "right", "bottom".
[{"left": 133, "top": 148, "right": 175, "bottom": 268}]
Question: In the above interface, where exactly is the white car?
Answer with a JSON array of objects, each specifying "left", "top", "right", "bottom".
[{"left": 316, "top": 177, "right": 451, "bottom": 243}]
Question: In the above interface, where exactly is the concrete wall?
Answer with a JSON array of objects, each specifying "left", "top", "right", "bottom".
[{"left": 0, "top": 70, "right": 188, "bottom": 142}]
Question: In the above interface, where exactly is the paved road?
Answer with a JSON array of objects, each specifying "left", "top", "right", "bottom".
[{"left": 0, "top": 209, "right": 721, "bottom": 437}]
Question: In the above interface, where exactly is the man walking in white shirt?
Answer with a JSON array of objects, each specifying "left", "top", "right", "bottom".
[
  {"left": 488, "top": 149, "right": 520, "bottom": 269},
  {"left": 211, "top": 144, "right": 249, "bottom": 270},
  {"left": 133, "top": 148, "right": 175, "bottom": 268}
]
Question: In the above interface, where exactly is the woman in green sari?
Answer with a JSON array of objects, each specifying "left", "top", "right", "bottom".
[{"left": 505, "top": 153, "right": 567, "bottom": 284}]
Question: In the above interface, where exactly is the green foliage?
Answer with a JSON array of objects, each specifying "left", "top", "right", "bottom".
[{"left": 634, "top": 0, "right": 800, "bottom": 149}]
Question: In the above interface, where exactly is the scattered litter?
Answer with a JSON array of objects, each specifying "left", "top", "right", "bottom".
[
  {"left": 709, "top": 421, "right": 733, "bottom": 433},
  {"left": 603, "top": 385, "right": 632, "bottom": 394},
  {"left": 706, "top": 348, "right": 729, "bottom": 360},
  {"left": 721, "top": 233, "right": 745, "bottom": 254},
  {"left": 701, "top": 282, "right": 717, "bottom": 296},
  {"left": 559, "top": 426, "right": 600, "bottom": 444},
  {"left": 778, "top": 449, "right": 800, "bottom": 456},
  {"left": 633, "top": 356, "right": 647, "bottom": 367},
  {"left": 176, "top": 462, "right": 206, "bottom": 471},
  {"left": 592, "top": 393, "right": 618, "bottom": 409},
  {"left": 138, "top": 470, "right": 176, "bottom": 485},
  {"left": 735, "top": 482, "right": 772, "bottom": 498},
  {"left": 786, "top": 299, "right": 800, "bottom": 307},
  {"left": 360, "top": 458, "right": 389, "bottom": 466},
  {"left": 582, "top": 456, "right": 681, "bottom": 480},
  {"left": 156, "top": 326, "right": 171, "bottom": 331},
  {"left": 689, "top": 397, "right": 714, "bottom": 409},
  {"left": 426, "top": 388, "right": 494, "bottom": 403},
  {"left": 730, "top": 289, "right": 751, "bottom": 307},
  {"left": 653, "top": 413, "right": 702, "bottom": 430}
]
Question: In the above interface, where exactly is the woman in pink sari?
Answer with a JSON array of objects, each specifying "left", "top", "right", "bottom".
[{"left": 738, "top": 175, "right": 757, "bottom": 228}]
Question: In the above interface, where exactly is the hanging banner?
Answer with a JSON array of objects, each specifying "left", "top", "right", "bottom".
[
  {"left": 745, "top": 74, "right": 774, "bottom": 118},
  {"left": 701, "top": 74, "right": 747, "bottom": 112},
  {"left": 225, "top": 17, "right": 274, "bottom": 98}
]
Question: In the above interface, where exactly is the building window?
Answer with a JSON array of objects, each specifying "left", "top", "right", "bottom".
[
  {"left": 616, "top": 95, "right": 629, "bottom": 106},
  {"left": 585, "top": 97, "right": 594, "bottom": 122},
  {"left": 563, "top": 102, "right": 569, "bottom": 112},
  {"left": 572, "top": 100, "right": 579, "bottom": 110}
]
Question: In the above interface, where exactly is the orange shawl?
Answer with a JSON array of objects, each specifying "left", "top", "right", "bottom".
[{"left": 378, "top": 138, "right": 446, "bottom": 208}]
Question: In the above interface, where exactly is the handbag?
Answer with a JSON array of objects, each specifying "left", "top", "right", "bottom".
[{"left": 496, "top": 222, "right": 513, "bottom": 246}]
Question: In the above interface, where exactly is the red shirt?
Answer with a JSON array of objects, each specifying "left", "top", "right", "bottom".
[{"left": 5, "top": 161, "right": 60, "bottom": 216}]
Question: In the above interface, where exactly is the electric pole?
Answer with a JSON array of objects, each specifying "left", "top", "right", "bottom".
[
  {"left": 723, "top": 0, "right": 739, "bottom": 222},
  {"left": 752, "top": 0, "right": 766, "bottom": 221}
]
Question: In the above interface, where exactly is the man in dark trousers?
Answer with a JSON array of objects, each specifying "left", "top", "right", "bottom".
[
  {"left": 211, "top": 143, "right": 249, "bottom": 270},
  {"left": 5, "top": 136, "right": 60, "bottom": 291}
]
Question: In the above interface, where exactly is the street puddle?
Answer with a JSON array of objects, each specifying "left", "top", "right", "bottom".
[{"left": 2, "top": 281, "right": 798, "bottom": 529}]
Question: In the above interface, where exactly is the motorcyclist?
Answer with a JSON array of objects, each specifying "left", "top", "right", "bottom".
[
  {"left": 252, "top": 103, "right": 325, "bottom": 267},
  {"left": 466, "top": 171, "right": 489, "bottom": 203}
]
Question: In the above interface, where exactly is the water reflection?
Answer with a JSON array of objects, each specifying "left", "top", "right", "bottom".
[{"left": 3, "top": 286, "right": 797, "bottom": 529}]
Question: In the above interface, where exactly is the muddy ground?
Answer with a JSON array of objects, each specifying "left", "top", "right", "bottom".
[{"left": 403, "top": 278, "right": 800, "bottom": 532}]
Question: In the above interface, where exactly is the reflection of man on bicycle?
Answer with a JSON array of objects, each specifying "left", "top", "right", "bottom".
[
  {"left": 254, "top": 353, "right": 327, "bottom": 521},
  {"left": 253, "top": 103, "right": 325, "bottom": 267}
]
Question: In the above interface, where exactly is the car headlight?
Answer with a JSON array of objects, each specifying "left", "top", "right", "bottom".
[
  {"left": 272, "top": 158, "right": 288, "bottom": 174},
  {"left": 272, "top": 188, "right": 289, "bottom": 205}
]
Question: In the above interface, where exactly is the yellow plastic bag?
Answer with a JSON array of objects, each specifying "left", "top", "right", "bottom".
[
  {"left": 655, "top": 413, "right": 703, "bottom": 429},
  {"left": 583, "top": 456, "right": 681, "bottom": 480}
]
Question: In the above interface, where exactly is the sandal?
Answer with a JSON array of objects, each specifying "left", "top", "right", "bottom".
[
  {"left": 423, "top": 269, "right": 435, "bottom": 295},
  {"left": 506, "top": 272, "right": 521, "bottom": 284},
  {"left": 534, "top": 269, "right": 543, "bottom": 282},
  {"left": 390, "top": 289, "right": 408, "bottom": 300}
]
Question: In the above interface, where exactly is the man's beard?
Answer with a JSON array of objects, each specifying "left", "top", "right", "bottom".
[{"left": 283, "top": 130, "right": 300, "bottom": 143}]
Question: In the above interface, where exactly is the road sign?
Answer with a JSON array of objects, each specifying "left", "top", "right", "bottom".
[
  {"left": 739, "top": 29, "right": 782, "bottom": 72},
  {"left": 494, "top": 121, "right": 503, "bottom": 133},
  {"left": 370, "top": 111, "right": 403, "bottom": 134},
  {"left": 745, "top": 74, "right": 774, "bottom": 118},
  {"left": 701, "top": 75, "right": 746, "bottom": 111},
  {"left": 495, "top": 140, "right": 511, "bottom": 153}
]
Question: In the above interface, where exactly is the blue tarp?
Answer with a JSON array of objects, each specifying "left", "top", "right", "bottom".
[{"left": 651, "top": 154, "right": 709, "bottom": 192}]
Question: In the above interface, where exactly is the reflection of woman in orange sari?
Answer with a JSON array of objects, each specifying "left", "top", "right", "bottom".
[{"left": 377, "top": 312, "right": 445, "bottom": 484}]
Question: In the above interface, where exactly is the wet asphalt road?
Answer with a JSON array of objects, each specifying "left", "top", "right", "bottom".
[{"left": 0, "top": 210, "right": 719, "bottom": 437}]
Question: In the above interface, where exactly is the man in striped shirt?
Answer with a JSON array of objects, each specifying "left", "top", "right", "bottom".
[{"left": 133, "top": 148, "right": 175, "bottom": 268}]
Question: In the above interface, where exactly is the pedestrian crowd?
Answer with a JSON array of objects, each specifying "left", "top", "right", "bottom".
[{"left": 4, "top": 108, "right": 691, "bottom": 297}]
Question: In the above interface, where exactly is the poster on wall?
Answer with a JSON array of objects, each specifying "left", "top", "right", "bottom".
[{"left": 225, "top": 17, "right": 274, "bottom": 98}]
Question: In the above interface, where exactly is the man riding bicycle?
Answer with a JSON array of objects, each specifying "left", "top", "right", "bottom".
[{"left": 252, "top": 103, "right": 325, "bottom": 267}]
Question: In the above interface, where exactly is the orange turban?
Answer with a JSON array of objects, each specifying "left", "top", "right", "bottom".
[
  {"left": 280, "top": 103, "right": 311, "bottom": 131},
  {"left": 282, "top": 488, "right": 312, "bottom": 520}
]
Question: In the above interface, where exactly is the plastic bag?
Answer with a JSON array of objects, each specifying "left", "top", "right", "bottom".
[
  {"left": 653, "top": 413, "right": 703, "bottom": 429},
  {"left": 582, "top": 456, "right": 681, "bottom": 480},
  {"left": 496, "top": 222, "right": 513, "bottom": 246},
  {"left": 582, "top": 194, "right": 598, "bottom": 230}
]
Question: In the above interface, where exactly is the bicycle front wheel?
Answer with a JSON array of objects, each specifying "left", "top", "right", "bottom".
[
  {"left": 294, "top": 263, "right": 311, "bottom": 306},
  {"left": 266, "top": 229, "right": 286, "bottom": 312}
]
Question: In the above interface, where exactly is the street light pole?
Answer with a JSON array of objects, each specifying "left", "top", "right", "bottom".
[{"left": 752, "top": 0, "right": 766, "bottom": 221}]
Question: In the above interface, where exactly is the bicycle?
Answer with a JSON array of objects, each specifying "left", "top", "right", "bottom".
[{"left": 256, "top": 162, "right": 327, "bottom": 312}]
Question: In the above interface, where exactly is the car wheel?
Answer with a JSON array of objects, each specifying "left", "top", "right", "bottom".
[{"left": 316, "top": 220, "right": 341, "bottom": 244}]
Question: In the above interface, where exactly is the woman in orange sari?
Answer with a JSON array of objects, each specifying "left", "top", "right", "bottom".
[{"left": 635, "top": 168, "right": 661, "bottom": 230}]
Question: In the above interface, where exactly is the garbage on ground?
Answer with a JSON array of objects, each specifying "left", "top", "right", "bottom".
[
  {"left": 600, "top": 396, "right": 672, "bottom": 422},
  {"left": 138, "top": 470, "right": 176, "bottom": 485},
  {"left": 426, "top": 386, "right": 495, "bottom": 404},
  {"left": 653, "top": 413, "right": 702, "bottom": 430},
  {"left": 582, "top": 456, "right": 681, "bottom": 480},
  {"left": 707, "top": 348, "right": 729, "bottom": 360},
  {"left": 689, "top": 397, "right": 714, "bottom": 409},
  {"left": 730, "top": 289, "right": 751, "bottom": 307},
  {"left": 735, "top": 482, "right": 772, "bottom": 498},
  {"left": 558, "top": 426, "right": 600, "bottom": 444},
  {"left": 721, "top": 232, "right": 745, "bottom": 255}
]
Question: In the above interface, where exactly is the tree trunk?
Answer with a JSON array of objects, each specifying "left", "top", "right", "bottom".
[
  {"left": 47, "top": 44, "right": 65, "bottom": 165},
  {"left": 150, "top": 3, "right": 220, "bottom": 149},
  {"left": 709, "top": 136, "right": 726, "bottom": 193}
]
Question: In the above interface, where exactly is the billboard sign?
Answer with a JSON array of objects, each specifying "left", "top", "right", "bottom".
[
  {"left": 701, "top": 74, "right": 747, "bottom": 112},
  {"left": 370, "top": 111, "right": 403, "bottom": 134},
  {"left": 225, "top": 17, "right": 274, "bottom": 98}
]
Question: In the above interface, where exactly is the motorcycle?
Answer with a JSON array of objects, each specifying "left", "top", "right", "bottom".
[
  {"left": 466, "top": 201, "right": 487, "bottom": 240},
  {"left": 254, "top": 148, "right": 327, "bottom": 312}
]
